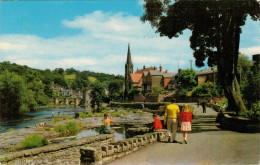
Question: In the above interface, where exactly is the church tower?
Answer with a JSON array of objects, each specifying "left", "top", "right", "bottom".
[{"left": 125, "top": 43, "right": 133, "bottom": 98}]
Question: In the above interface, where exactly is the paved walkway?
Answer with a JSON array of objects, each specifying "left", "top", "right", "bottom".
[{"left": 109, "top": 104, "right": 260, "bottom": 165}]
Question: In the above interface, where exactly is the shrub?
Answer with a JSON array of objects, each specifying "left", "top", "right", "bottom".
[
  {"left": 95, "top": 113, "right": 105, "bottom": 117},
  {"left": 79, "top": 111, "right": 93, "bottom": 118},
  {"left": 218, "top": 97, "right": 228, "bottom": 107},
  {"left": 85, "top": 111, "right": 93, "bottom": 117},
  {"left": 54, "top": 117, "right": 64, "bottom": 122},
  {"left": 63, "top": 116, "right": 74, "bottom": 120},
  {"left": 66, "top": 121, "right": 78, "bottom": 134},
  {"left": 111, "top": 112, "right": 121, "bottom": 117},
  {"left": 54, "top": 125, "right": 67, "bottom": 133},
  {"left": 8, "top": 128, "right": 14, "bottom": 132},
  {"left": 22, "top": 135, "right": 49, "bottom": 150},
  {"left": 45, "top": 128, "right": 51, "bottom": 131},
  {"left": 239, "top": 102, "right": 260, "bottom": 120}
]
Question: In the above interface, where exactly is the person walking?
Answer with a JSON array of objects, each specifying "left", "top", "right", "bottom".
[
  {"left": 164, "top": 99, "right": 180, "bottom": 143},
  {"left": 179, "top": 104, "right": 192, "bottom": 144},
  {"left": 202, "top": 101, "right": 206, "bottom": 113}
]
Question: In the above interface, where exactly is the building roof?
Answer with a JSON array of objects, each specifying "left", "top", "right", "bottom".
[
  {"left": 163, "top": 72, "right": 177, "bottom": 78},
  {"left": 126, "top": 43, "right": 133, "bottom": 66},
  {"left": 130, "top": 73, "right": 142, "bottom": 83},
  {"left": 135, "top": 67, "right": 156, "bottom": 74},
  {"left": 196, "top": 67, "right": 218, "bottom": 76},
  {"left": 143, "top": 72, "right": 149, "bottom": 77},
  {"left": 149, "top": 70, "right": 163, "bottom": 76}
]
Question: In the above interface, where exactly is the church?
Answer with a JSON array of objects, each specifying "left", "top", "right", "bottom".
[{"left": 124, "top": 44, "right": 177, "bottom": 96}]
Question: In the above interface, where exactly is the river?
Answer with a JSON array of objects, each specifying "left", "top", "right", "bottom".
[{"left": 0, "top": 106, "right": 90, "bottom": 133}]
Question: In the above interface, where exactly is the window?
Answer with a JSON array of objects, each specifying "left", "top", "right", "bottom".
[{"left": 147, "top": 84, "right": 151, "bottom": 90}]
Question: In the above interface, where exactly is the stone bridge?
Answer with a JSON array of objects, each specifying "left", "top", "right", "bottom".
[{"left": 50, "top": 98, "right": 81, "bottom": 106}]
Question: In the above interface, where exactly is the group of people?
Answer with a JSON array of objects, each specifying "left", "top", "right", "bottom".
[
  {"left": 151, "top": 99, "right": 192, "bottom": 144},
  {"left": 35, "top": 122, "right": 46, "bottom": 129},
  {"left": 100, "top": 99, "right": 193, "bottom": 144}
]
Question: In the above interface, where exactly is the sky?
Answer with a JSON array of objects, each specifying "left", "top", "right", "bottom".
[{"left": 0, "top": 1, "right": 259, "bottom": 75}]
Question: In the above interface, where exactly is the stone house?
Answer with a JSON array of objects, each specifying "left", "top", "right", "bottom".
[
  {"left": 124, "top": 44, "right": 177, "bottom": 96},
  {"left": 196, "top": 67, "right": 218, "bottom": 85}
]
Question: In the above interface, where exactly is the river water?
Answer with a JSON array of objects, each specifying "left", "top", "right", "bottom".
[{"left": 0, "top": 106, "right": 89, "bottom": 133}]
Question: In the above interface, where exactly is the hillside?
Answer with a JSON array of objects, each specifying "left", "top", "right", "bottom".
[{"left": 0, "top": 61, "right": 124, "bottom": 116}]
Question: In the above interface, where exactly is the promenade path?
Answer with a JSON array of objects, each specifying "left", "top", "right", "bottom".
[{"left": 109, "top": 103, "right": 260, "bottom": 165}]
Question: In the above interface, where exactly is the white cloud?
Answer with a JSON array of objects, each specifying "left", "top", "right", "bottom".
[
  {"left": 240, "top": 46, "right": 260, "bottom": 56},
  {"left": 0, "top": 11, "right": 226, "bottom": 75}
]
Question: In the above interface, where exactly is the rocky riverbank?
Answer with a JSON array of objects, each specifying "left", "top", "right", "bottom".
[{"left": 0, "top": 109, "right": 154, "bottom": 155}]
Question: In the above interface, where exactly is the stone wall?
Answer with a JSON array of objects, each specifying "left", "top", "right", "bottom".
[
  {"left": 216, "top": 112, "right": 260, "bottom": 133},
  {"left": 80, "top": 130, "right": 169, "bottom": 165},
  {"left": 134, "top": 94, "right": 145, "bottom": 102},
  {"left": 0, "top": 134, "right": 115, "bottom": 165},
  {"left": 145, "top": 95, "right": 164, "bottom": 103},
  {"left": 164, "top": 96, "right": 211, "bottom": 103},
  {"left": 109, "top": 102, "right": 167, "bottom": 110}
]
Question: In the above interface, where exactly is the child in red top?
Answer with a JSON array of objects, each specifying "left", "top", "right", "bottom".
[
  {"left": 151, "top": 114, "right": 162, "bottom": 131},
  {"left": 179, "top": 104, "right": 192, "bottom": 144}
]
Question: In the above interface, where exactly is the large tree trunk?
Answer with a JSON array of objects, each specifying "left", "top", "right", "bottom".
[{"left": 218, "top": 17, "right": 247, "bottom": 113}]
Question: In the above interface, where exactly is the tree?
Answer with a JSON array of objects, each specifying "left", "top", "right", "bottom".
[
  {"left": 28, "top": 80, "right": 50, "bottom": 106},
  {"left": 53, "top": 75, "right": 68, "bottom": 88},
  {"left": 128, "top": 88, "right": 141, "bottom": 101},
  {"left": 142, "top": 0, "right": 259, "bottom": 113},
  {"left": 108, "top": 80, "right": 124, "bottom": 101},
  {"left": 65, "top": 68, "right": 78, "bottom": 75},
  {"left": 242, "top": 56, "right": 260, "bottom": 109},
  {"left": 177, "top": 69, "right": 197, "bottom": 96},
  {"left": 237, "top": 53, "right": 252, "bottom": 92},
  {"left": 192, "top": 82, "right": 220, "bottom": 97},
  {"left": 90, "top": 81, "right": 105, "bottom": 110},
  {"left": 0, "top": 71, "right": 37, "bottom": 117},
  {"left": 53, "top": 68, "right": 64, "bottom": 75},
  {"left": 71, "top": 77, "right": 90, "bottom": 91}
]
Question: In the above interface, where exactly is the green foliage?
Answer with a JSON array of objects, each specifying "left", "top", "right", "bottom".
[
  {"left": 111, "top": 112, "right": 121, "bottom": 117},
  {"left": 239, "top": 102, "right": 260, "bottom": 120},
  {"left": 66, "top": 121, "right": 78, "bottom": 134},
  {"left": 108, "top": 79, "right": 124, "bottom": 101},
  {"left": 177, "top": 88, "right": 190, "bottom": 97},
  {"left": 90, "top": 81, "right": 106, "bottom": 110},
  {"left": 21, "top": 135, "right": 49, "bottom": 150},
  {"left": 65, "top": 68, "right": 79, "bottom": 75},
  {"left": 44, "top": 128, "right": 51, "bottom": 131},
  {"left": 54, "top": 125, "right": 67, "bottom": 133},
  {"left": 71, "top": 77, "right": 90, "bottom": 91},
  {"left": 242, "top": 58, "right": 260, "bottom": 109},
  {"left": 63, "top": 116, "right": 74, "bottom": 120},
  {"left": 146, "top": 85, "right": 164, "bottom": 96},
  {"left": 141, "top": 0, "right": 260, "bottom": 112},
  {"left": 8, "top": 128, "right": 14, "bottom": 132},
  {"left": 95, "top": 113, "right": 105, "bottom": 117},
  {"left": 54, "top": 117, "right": 64, "bottom": 122},
  {"left": 128, "top": 88, "right": 141, "bottom": 100},
  {"left": 65, "top": 74, "right": 76, "bottom": 80},
  {"left": 178, "top": 69, "right": 197, "bottom": 91},
  {"left": 0, "top": 71, "right": 37, "bottom": 116},
  {"left": 79, "top": 111, "right": 93, "bottom": 118},
  {"left": 218, "top": 98, "right": 228, "bottom": 107},
  {"left": 192, "top": 82, "right": 219, "bottom": 97}
]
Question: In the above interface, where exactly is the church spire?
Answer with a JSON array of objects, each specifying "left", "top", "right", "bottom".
[{"left": 126, "top": 43, "right": 133, "bottom": 65}]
